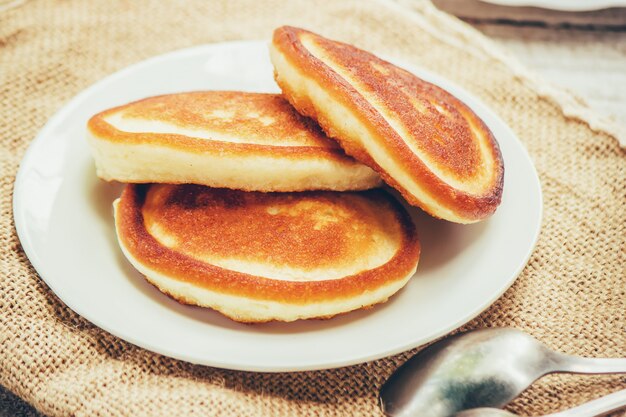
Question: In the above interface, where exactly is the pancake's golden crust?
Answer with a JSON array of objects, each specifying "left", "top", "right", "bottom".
[
  {"left": 272, "top": 27, "right": 504, "bottom": 222},
  {"left": 116, "top": 184, "right": 420, "bottom": 305},
  {"left": 144, "top": 185, "right": 393, "bottom": 270},
  {"left": 119, "top": 91, "right": 340, "bottom": 148},
  {"left": 88, "top": 91, "right": 352, "bottom": 161}
]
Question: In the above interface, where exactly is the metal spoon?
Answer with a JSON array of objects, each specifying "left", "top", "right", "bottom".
[
  {"left": 379, "top": 328, "right": 626, "bottom": 417},
  {"left": 455, "top": 388, "right": 626, "bottom": 417}
]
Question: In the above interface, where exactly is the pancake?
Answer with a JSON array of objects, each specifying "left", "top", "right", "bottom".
[
  {"left": 270, "top": 26, "right": 504, "bottom": 223},
  {"left": 87, "top": 91, "right": 381, "bottom": 191},
  {"left": 114, "top": 184, "right": 420, "bottom": 323}
]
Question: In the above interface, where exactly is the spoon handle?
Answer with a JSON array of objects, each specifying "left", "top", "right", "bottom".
[
  {"left": 547, "top": 389, "right": 626, "bottom": 417},
  {"left": 558, "top": 355, "right": 626, "bottom": 374}
]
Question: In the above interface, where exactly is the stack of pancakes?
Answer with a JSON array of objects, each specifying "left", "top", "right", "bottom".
[{"left": 88, "top": 26, "right": 503, "bottom": 323}]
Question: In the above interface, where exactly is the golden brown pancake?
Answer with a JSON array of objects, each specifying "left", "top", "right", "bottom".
[
  {"left": 114, "top": 184, "right": 420, "bottom": 323},
  {"left": 270, "top": 26, "right": 504, "bottom": 223},
  {"left": 87, "top": 91, "right": 381, "bottom": 191}
]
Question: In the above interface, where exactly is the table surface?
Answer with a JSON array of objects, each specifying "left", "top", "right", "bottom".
[{"left": 2, "top": 2, "right": 625, "bottom": 416}]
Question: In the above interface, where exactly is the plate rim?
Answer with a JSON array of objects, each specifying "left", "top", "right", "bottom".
[
  {"left": 478, "top": 0, "right": 626, "bottom": 11},
  {"left": 13, "top": 40, "right": 543, "bottom": 372}
]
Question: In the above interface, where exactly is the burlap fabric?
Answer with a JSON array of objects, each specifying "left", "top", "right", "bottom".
[{"left": 1, "top": 1, "right": 624, "bottom": 416}]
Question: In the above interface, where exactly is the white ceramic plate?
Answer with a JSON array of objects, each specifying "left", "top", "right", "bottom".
[
  {"left": 13, "top": 41, "right": 542, "bottom": 372},
  {"left": 478, "top": 0, "right": 626, "bottom": 11}
]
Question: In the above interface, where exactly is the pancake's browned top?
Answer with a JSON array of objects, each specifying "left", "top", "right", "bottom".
[
  {"left": 116, "top": 184, "right": 421, "bottom": 302},
  {"left": 87, "top": 92, "right": 354, "bottom": 160},
  {"left": 113, "top": 91, "right": 339, "bottom": 148},
  {"left": 308, "top": 36, "right": 484, "bottom": 179},
  {"left": 142, "top": 184, "right": 400, "bottom": 273}
]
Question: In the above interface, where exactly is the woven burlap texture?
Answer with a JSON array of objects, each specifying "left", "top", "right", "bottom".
[{"left": 1, "top": 0, "right": 624, "bottom": 416}]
